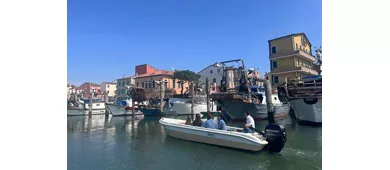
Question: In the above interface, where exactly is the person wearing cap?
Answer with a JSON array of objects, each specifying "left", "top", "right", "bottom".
[
  {"left": 217, "top": 114, "right": 227, "bottom": 131},
  {"left": 201, "top": 113, "right": 218, "bottom": 129}
]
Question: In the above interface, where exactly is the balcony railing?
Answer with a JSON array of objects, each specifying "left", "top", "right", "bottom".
[
  {"left": 270, "top": 50, "right": 316, "bottom": 62},
  {"left": 271, "top": 66, "right": 318, "bottom": 75}
]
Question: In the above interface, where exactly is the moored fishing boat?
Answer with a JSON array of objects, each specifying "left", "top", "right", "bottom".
[
  {"left": 278, "top": 75, "right": 322, "bottom": 126},
  {"left": 159, "top": 117, "right": 286, "bottom": 152},
  {"left": 210, "top": 59, "right": 290, "bottom": 120},
  {"left": 67, "top": 98, "right": 106, "bottom": 116}
]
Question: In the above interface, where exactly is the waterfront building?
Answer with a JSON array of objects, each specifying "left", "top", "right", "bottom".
[
  {"left": 76, "top": 82, "right": 102, "bottom": 98},
  {"left": 133, "top": 64, "right": 189, "bottom": 97},
  {"left": 100, "top": 82, "right": 117, "bottom": 97},
  {"left": 268, "top": 33, "right": 319, "bottom": 88}
]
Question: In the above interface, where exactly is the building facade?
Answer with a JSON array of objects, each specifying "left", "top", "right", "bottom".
[
  {"left": 133, "top": 65, "right": 189, "bottom": 96},
  {"left": 116, "top": 76, "right": 134, "bottom": 101},
  {"left": 76, "top": 82, "right": 102, "bottom": 98},
  {"left": 268, "top": 33, "right": 319, "bottom": 87},
  {"left": 101, "top": 82, "right": 117, "bottom": 97}
]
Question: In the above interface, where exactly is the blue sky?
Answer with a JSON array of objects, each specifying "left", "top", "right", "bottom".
[{"left": 68, "top": 0, "right": 322, "bottom": 86}]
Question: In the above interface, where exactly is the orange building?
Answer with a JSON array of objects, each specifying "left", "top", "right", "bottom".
[{"left": 133, "top": 64, "right": 189, "bottom": 96}]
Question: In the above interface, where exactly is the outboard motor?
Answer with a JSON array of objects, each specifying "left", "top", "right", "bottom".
[{"left": 264, "top": 124, "right": 287, "bottom": 153}]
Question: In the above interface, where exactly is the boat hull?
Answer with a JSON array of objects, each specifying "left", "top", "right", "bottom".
[
  {"left": 160, "top": 118, "right": 267, "bottom": 151},
  {"left": 168, "top": 103, "right": 217, "bottom": 115},
  {"left": 139, "top": 108, "right": 162, "bottom": 116},
  {"left": 67, "top": 108, "right": 106, "bottom": 116},
  {"left": 217, "top": 100, "right": 290, "bottom": 120},
  {"left": 106, "top": 104, "right": 143, "bottom": 116},
  {"left": 289, "top": 98, "right": 322, "bottom": 125}
]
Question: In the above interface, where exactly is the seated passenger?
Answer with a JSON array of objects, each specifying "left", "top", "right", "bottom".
[
  {"left": 217, "top": 114, "right": 227, "bottom": 131},
  {"left": 242, "top": 111, "right": 255, "bottom": 133},
  {"left": 201, "top": 113, "right": 218, "bottom": 129},
  {"left": 192, "top": 114, "right": 203, "bottom": 127},
  {"left": 185, "top": 115, "right": 192, "bottom": 125}
]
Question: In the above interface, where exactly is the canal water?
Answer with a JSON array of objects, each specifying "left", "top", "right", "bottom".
[{"left": 67, "top": 115, "right": 321, "bottom": 170}]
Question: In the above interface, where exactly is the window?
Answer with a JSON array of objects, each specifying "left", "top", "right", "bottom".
[
  {"left": 213, "top": 78, "right": 216, "bottom": 83},
  {"left": 272, "top": 61, "right": 278, "bottom": 69},
  {"left": 152, "top": 80, "right": 155, "bottom": 88},
  {"left": 296, "top": 43, "right": 298, "bottom": 50},
  {"left": 136, "top": 82, "right": 139, "bottom": 87},
  {"left": 271, "top": 46, "right": 276, "bottom": 54},
  {"left": 142, "top": 82, "right": 144, "bottom": 88},
  {"left": 127, "top": 81, "right": 129, "bottom": 85},
  {"left": 178, "top": 82, "right": 181, "bottom": 89},
  {"left": 217, "top": 69, "right": 220, "bottom": 73},
  {"left": 274, "top": 76, "right": 279, "bottom": 84},
  {"left": 173, "top": 79, "right": 176, "bottom": 88},
  {"left": 210, "top": 70, "right": 213, "bottom": 74}
]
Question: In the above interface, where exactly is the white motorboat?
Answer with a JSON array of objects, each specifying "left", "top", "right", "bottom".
[
  {"left": 106, "top": 99, "right": 146, "bottom": 116},
  {"left": 159, "top": 117, "right": 286, "bottom": 152},
  {"left": 67, "top": 98, "right": 106, "bottom": 116}
]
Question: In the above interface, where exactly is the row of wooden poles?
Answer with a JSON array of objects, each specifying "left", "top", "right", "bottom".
[{"left": 87, "top": 78, "right": 275, "bottom": 124}]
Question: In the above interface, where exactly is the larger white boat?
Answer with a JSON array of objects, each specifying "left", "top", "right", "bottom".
[
  {"left": 165, "top": 96, "right": 217, "bottom": 115},
  {"left": 278, "top": 75, "right": 322, "bottom": 126},
  {"left": 106, "top": 99, "right": 146, "bottom": 116},
  {"left": 67, "top": 98, "right": 106, "bottom": 116},
  {"left": 159, "top": 117, "right": 286, "bottom": 152}
]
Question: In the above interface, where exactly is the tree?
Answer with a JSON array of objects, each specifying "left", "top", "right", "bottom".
[{"left": 172, "top": 70, "right": 201, "bottom": 95}]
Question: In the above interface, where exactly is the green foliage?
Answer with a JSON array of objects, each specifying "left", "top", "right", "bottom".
[{"left": 172, "top": 70, "right": 200, "bottom": 83}]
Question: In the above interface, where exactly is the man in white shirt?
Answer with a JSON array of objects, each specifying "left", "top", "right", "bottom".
[{"left": 243, "top": 111, "right": 255, "bottom": 133}]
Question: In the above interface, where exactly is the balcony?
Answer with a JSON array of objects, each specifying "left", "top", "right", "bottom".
[
  {"left": 271, "top": 66, "right": 318, "bottom": 75},
  {"left": 270, "top": 50, "right": 316, "bottom": 62}
]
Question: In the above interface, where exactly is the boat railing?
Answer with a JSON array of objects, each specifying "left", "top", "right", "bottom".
[{"left": 279, "top": 77, "right": 322, "bottom": 99}]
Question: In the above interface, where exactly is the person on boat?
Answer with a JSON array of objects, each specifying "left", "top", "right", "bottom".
[
  {"left": 242, "top": 111, "right": 255, "bottom": 133},
  {"left": 201, "top": 113, "right": 218, "bottom": 129},
  {"left": 185, "top": 115, "right": 192, "bottom": 125},
  {"left": 192, "top": 114, "right": 203, "bottom": 126},
  {"left": 217, "top": 114, "right": 227, "bottom": 131}
]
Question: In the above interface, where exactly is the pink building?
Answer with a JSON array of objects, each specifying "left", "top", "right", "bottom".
[{"left": 76, "top": 82, "right": 103, "bottom": 99}]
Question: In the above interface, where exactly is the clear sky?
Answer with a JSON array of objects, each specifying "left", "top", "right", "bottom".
[{"left": 68, "top": 0, "right": 322, "bottom": 86}]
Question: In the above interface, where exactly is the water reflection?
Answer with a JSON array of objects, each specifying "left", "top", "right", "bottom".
[{"left": 68, "top": 115, "right": 321, "bottom": 170}]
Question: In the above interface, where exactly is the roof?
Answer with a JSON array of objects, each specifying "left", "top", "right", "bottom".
[
  {"left": 117, "top": 76, "right": 134, "bottom": 80},
  {"left": 133, "top": 70, "right": 174, "bottom": 79},
  {"left": 197, "top": 62, "right": 222, "bottom": 74},
  {"left": 102, "top": 82, "right": 116, "bottom": 85},
  {"left": 268, "top": 32, "right": 312, "bottom": 46},
  {"left": 136, "top": 64, "right": 158, "bottom": 71},
  {"left": 82, "top": 82, "right": 100, "bottom": 87}
]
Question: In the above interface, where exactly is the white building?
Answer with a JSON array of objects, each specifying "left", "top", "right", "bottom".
[{"left": 197, "top": 62, "right": 224, "bottom": 86}]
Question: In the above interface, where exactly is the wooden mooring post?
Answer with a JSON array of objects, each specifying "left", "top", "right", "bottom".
[
  {"left": 160, "top": 81, "right": 165, "bottom": 114},
  {"left": 206, "top": 78, "right": 210, "bottom": 113},
  {"left": 89, "top": 89, "right": 93, "bottom": 117},
  {"left": 264, "top": 80, "right": 275, "bottom": 124},
  {"left": 190, "top": 82, "right": 195, "bottom": 120}
]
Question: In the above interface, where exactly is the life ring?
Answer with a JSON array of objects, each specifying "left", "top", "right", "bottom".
[
  {"left": 303, "top": 98, "right": 318, "bottom": 105},
  {"left": 220, "top": 78, "right": 226, "bottom": 86},
  {"left": 240, "top": 77, "right": 246, "bottom": 84}
]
